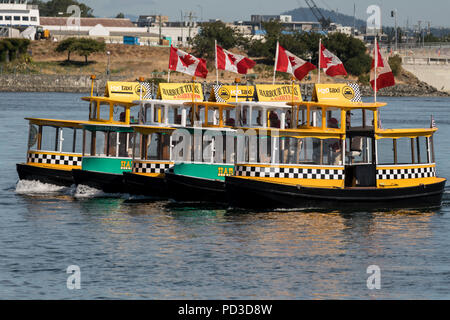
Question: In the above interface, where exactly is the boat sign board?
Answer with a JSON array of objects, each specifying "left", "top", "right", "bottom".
[
  {"left": 255, "top": 84, "right": 303, "bottom": 102},
  {"left": 157, "top": 83, "right": 204, "bottom": 101},
  {"left": 105, "top": 82, "right": 152, "bottom": 101},
  {"left": 210, "top": 85, "right": 255, "bottom": 103},
  {"left": 312, "top": 83, "right": 362, "bottom": 103}
]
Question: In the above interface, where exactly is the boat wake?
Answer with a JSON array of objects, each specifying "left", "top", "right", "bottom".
[
  {"left": 73, "top": 184, "right": 126, "bottom": 199},
  {"left": 15, "top": 180, "right": 72, "bottom": 195}
]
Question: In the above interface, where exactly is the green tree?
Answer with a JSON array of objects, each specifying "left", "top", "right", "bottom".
[
  {"left": 54, "top": 38, "right": 105, "bottom": 63},
  {"left": 55, "top": 37, "right": 78, "bottom": 61},
  {"left": 115, "top": 13, "right": 125, "bottom": 19},
  {"left": 190, "top": 21, "right": 244, "bottom": 60},
  {"left": 29, "top": 0, "right": 94, "bottom": 17},
  {"left": 74, "top": 38, "right": 106, "bottom": 63}
]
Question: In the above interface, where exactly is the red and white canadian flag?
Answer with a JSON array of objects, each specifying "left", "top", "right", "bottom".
[
  {"left": 320, "top": 44, "right": 347, "bottom": 77},
  {"left": 370, "top": 41, "right": 395, "bottom": 92},
  {"left": 169, "top": 45, "right": 208, "bottom": 78},
  {"left": 275, "top": 43, "right": 316, "bottom": 81},
  {"left": 216, "top": 45, "right": 256, "bottom": 75}
]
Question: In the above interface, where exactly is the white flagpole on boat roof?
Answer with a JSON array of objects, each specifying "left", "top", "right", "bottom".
[
  {"left": 374, "top": 37, "right": 378, "bottom": 103},
  {"left": 272, "top": 41, "right": 279, "bottom": 85},
  {"left": 318, "top": 38, "right": 321, "bottom": 84},
  {"left": 215, "top": 40, "right": 219, "bottom": 85}
]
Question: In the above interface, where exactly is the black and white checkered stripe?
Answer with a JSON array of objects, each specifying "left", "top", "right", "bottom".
[
  {"left": 142, "top": 82, "right": 152, "bottom": 99},
  {"left": 28, "top": 152, "right": 82, "bottom": 167},
  {"left": 347, "top": 82, "right": 362, "bottom": 102},
  {"left": 213, "top": 85, "right": 226, "bottom": 102},
  {"left": 235, "top": 165, "right": 345, "bottom": 180},
  {"left": 133, "top": 161, "right": 174, "bottom": 174},
  {"left": 377, "top": 166, "right": 436, "bottom": 180}
]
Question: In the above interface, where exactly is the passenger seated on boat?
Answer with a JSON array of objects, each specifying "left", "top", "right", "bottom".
[
  {"left": 285, "top": 110, "right": 292, "bottom": 128},
  {"left": 226, "top": 118, "right": 235, "bottom": 126},
  {"left": 120, "top": 111, "right": 126, "bottom": 122},
  {"left": 325, "top": 118, "right": 341, "bottom": 165},
  {"left": 269, "top": 111, "right": 280, "bottom": 128},
  {"left": 348, "top": 137, "right": 363, "bottom": 158},
  {"left": 239, "top": 109, "right": 248, "bottom": 126}
]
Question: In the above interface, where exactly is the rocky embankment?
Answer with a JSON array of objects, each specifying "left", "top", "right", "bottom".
[{"left": 0, "top": 72, "right": 448, "bottom": 97}]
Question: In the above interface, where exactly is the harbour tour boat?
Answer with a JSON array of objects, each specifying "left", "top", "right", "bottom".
[
  {"left": 17, "top": 118, "right": 86, "bottom": 186},
  {"left": 163, "top": 101, "right": 237, "bottom": 202},
  {"left": 123, "top": 82, "right": 207, "bottom": 198},
  {"left": 225, "top": 83, "right": 446, "bottom": 210},
  {"left": 16, "top": 76, "right": 140, "bottom": 187},
  {"left": 71, "top": 95, "right": 140, "bottom": 193}
]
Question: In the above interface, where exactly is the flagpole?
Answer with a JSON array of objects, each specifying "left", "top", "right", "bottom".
[
  {"left": 374, "top": 37, "right": 378, "bottom": 103},
  {"left": 273, "top": 41, "right": 279, "bottom": 85},
  {"left": 215, "top": 40, "right": 219, "bottom": 85},
  {"left": 318, "top": 38, "right": 321, "bottom": 84},
  {"left": 167, "top": 70, "right": 171, "bottom": 83},
  {"left": 192, "top": 76, "right": 196, "bottom": 104}
]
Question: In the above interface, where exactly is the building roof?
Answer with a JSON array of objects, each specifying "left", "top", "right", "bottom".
[{"left": 40, "top": 17, "right": 135, "bottom": 28}]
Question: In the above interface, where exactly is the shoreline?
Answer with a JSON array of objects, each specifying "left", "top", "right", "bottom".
[{"left": 0, "top": 74, "right": 448, "bottom": 97}]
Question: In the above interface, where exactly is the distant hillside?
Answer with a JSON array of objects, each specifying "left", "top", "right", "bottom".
[{"left": 283, "top": 6, "right": 366, "bottom": 28}]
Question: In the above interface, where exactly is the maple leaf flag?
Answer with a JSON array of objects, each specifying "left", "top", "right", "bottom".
[
  {"left": 169, "top": 45, "right": 208, "bottom": 78},
  {"left": 216, "top": 45, "right": 256, "bottom": 75},
  {"left": 320, "top": 44, "right": 347, "bottom": 77},
  {"left": 370, "top": 42, "right": 395, "bottom": 92},
  {"left": 275, "top": 43, "right": 316, "bottom": 81}
]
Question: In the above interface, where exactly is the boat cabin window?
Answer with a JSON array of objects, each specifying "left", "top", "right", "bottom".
[
  {"left": 89, "top": 101, "right": 138, "bottom": 124},
  {"left": 345, "top": 136, "right": 373, "bottom": 165},
  {"left": 83, "top": 129, "right": 134, "bottom": 158},
  {"left": 237, "top": 105, "right": 289, "bottom": 129},
  {"left": 147, "top": 133, "right": 171, "bottom": 160},
  {"left": 142, "top": 103, "right": 170, "bottom": 125},
  {"left": 325, "top": 108, "right": 342, "bottom": 130},
  {"left": 346, "top": 109, "right": 375, "bottom": 130},
  {"left": 29, "top": 125, "right": 82, "bottom": 154},
  {"left": 171, "top": 129, "right": 235, "bottom": 164},
  {"left": 377, "top": 136, "right": 433, "bottom": 165},
  {"left": 238, "top": 134, "right": 343, "bottom": 166}
]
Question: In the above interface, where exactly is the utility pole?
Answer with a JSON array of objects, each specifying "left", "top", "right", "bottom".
[
  {"left": 158, "top": 14, "right": 162, "bottom": 45},
  {"left": 352, "top": 3, "right": 356, "bottom": 36},
  {"left": 184, "top": 11, "right": 197, "bottom": 47},
  {"left": 391, "top": 9, "right": 398, "bottom": 52}
]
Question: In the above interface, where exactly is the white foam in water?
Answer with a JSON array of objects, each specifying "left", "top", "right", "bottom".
[
  {"left": 73, "top": 184, "right": 126, "bottom": 199},
  {"left": 15, "top": 180, "right": 67, "bottom": 195}
]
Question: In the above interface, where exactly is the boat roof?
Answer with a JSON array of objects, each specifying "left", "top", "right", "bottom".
[
  {"left": 183, "top": 101, "right": 235, "bottom": 109},
  {"left": 231, "top": 101, "right": 292, "bottom": 109},
  {"left": 132, "top": 99, "right": 188, "bottom": 106},
  {"left": 26, "top": 118, "right": 135, "bottom": 128},
  {"left": 81, "top": 95, "right": 139, "bottom": 107},
  {"left": 288, "top": 101, "right": 387, "bottom": 110}
]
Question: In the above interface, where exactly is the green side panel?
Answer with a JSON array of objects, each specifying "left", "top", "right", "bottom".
[
  {"left": 82, "top": 157, "right": 133, "bottom": 174},
  {"left": 172, "top": 163, "right": 234, "bottom": 182}
]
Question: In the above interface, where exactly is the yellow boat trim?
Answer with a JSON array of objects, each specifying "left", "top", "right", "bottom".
[
  {"left": 375, "top": 128, "right": 437, "bottom": 139},
  {"left": 132, "top": 126, "right": 177, "bottom": 134},
  {"left": 377, "top": 177, "right": 445, "bottom": 188},
  {"left": 25, "top": 162, "right": 80, "bottom": 171}
]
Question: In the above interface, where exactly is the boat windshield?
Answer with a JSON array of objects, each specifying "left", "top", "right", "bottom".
[{"left": 28, "top": 124, "right": 83, "bottom": 154}]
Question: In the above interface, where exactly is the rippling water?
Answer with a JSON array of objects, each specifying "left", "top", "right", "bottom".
[{"left": 1, "top": 92, "right": 450, "bottom": 299}]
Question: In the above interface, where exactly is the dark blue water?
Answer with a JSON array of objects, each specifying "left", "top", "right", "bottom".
[{"left": 1, "top": 92, "right": 450, "bottom": 299}]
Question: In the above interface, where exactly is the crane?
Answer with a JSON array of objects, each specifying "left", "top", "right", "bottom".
[{"left": 304, "top": 0, "right": 332, "bottom": 30}]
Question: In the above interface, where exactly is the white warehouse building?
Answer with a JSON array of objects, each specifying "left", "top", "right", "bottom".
[{"left": 0, "top": 0, "right": 40, "bottom": 27}]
